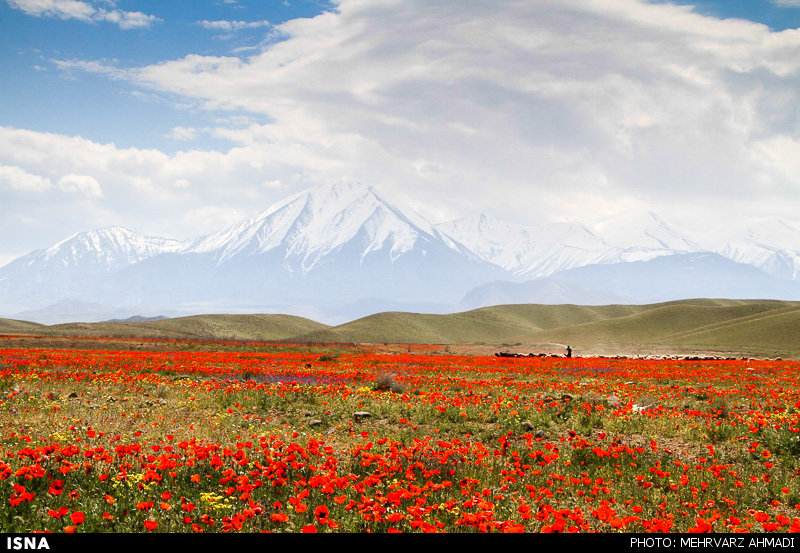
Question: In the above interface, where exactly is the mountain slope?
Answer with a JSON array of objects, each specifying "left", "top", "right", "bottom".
[
  {"left": 0, "top": 227, "right": 184, "bottom": 313},
  {"left": 699, "top": 218, "right": 800, "bottom": 281},
  {"left": 189, "top": 182, "right": 470, "bottom": 268},
  {"left": 459, "top": 278, "right": 634, "bottom": 310},
  {"left": 458, "top": 253, "right": 800, "bottom": 308},
  {"left": 549, "top": 253, "right": 800, "bottom": 303},
  {"left": 437, "top": 214, "right": 613, "bottom": 277},
  {"left": 590, "top": 211, "right": 701, "bottom": 257}
]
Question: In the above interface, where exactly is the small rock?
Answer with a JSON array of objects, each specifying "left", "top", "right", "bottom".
[
  {"left": 354, "top": 411, "right": 372, "bottom": 420},
  {"left": 535, "top": 430, "right": 545, "bottom": 439},
  {"left": 606, "top": 395, "right": 620, "bottom": 406},
  {"left": 68, "top": 392, "right": 79, "bottom": 399},
  {"left": 521, "top": 421, "right": 535, "bottom": 431},
  {"left": 308, "top": 419, "right": 323, "bottom": 427}
]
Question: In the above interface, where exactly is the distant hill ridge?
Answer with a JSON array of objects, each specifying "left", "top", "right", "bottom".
[{"left": 2, "top": 299, "right": 798, "bottom": 357}]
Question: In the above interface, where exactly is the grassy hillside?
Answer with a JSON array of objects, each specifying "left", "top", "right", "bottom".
[
  {"left": 49, "top": 314, "right": 331, "bottom": 342},
  {"left": 514, "top": 301, "right": 800, "bottom": 357},
  {"left": 0, "top": 318, "right": 47, "bottom": 334},
  {"left": 668, "top": 307, "right": 800, "bottom": 352},
  {"left": 298, "top": 300, "right": 796, "bottom": 345},
  {"left": 5, "top": 299, "right": 800, "bottom": 357},
  {"left": 517, "top": 302, "right": 793, "bottom": 343},
  {"left": 297, "top": 311, "right": 533, "bottom": 344}
]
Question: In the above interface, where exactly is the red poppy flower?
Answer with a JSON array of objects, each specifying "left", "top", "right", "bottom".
[
  {"left": 270, "top": 513, "right": 288, "bottom": 523},
  {"left": 144, "top": 520, "right": 158, "bottom": 531}
]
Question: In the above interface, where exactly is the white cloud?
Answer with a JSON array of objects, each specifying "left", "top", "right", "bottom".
[
  {"left": 198, "top": 19, "right": 272, "bottom": 32},
  {"left": 57, "top": 174, "right": 103, "bottom": 197},
  {"left": 103, "top": 0, "right": 800, "bottom": 223},
  {"left": 0, "top": 125, "right": 316, "bottom": 253},
  {"left": 0, "top": 164, "right": 52, "bottom": 192},
  {"left": 7, "top": 0, "right": 160, "bottom": 29},
  {"left": 6, "top": 0, "right": 800, "bottom": 253},
  {"left": 772, "top": 0, "right": 800, "bottom": 7},
  {"left": 168, "top": 126, "right": 198, "bottom": 141}
]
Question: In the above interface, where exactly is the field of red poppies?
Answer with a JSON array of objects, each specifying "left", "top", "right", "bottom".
[{"left": 1, "top": 338, "right": 800, "bottom": 533}]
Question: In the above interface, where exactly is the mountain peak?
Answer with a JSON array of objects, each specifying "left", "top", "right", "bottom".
[
  {"left": 35, "top": 226, "right": 183, "bottom": 269},
  {"left": 187, "top": 182, "right": 446, "bottom": 269},
  {"left": 590, "top": 211, "right": 700, "bottom": 253}
]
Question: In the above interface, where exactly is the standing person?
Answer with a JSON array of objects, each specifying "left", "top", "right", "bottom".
[{"left": 566, "top": 345, "right": 572, "bottom": 358}]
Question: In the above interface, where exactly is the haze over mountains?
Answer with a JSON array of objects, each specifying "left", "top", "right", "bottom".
[{"left": 2, "top": 182, "right": 800, "bottom": 324}]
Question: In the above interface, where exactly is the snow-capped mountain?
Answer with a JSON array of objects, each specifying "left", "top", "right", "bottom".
[
  {"left": 187, "top": 182, "right": 472, "bottom": 269},
  {"left": 0, "top": 183, "right": 502, "bottom": 320},
  {"left": 436, "top": 211, "right": 705, "bottom": 277},
  {"left": 459, "top": 252, "right": 800, "bottom": 310},
  {"left": 0, "top": 227, "right": 185, "bottom": 314},
  {"left": 1, "top": 182, "right": 799, "bottom": 324},
  {"left": 697, "top": 218, "right": 800, "bottom": 281},
  {"left": 589, "top": 211, "right": 702, "bottom": 261},
  {"left": 437, "top": 214, "right": 612, "bottom": 277},
  {"left": 12, "top": 226, "right": 184, "bottom": 273}
]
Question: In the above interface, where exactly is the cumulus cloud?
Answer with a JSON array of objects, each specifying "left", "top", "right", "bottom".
[
  {"left": 0, "top": 125, "right": 315, "bottom": 254},
  {"left": 1, "top": 164, "right": 103, "bottom": 197},
  {"left": 110, "top": 0, "right": 800, "bottom": 224},
  {"left": 7, "top": 0, "right": 161, "bottom": 29},
  {"left": 57, "top": 174, "right": 103, "bottom": 197},
  {"left": 198, "top": 19, "right": 272, "bottom": 32},
  {"left": 0, "top": 164, "right": 52, "bottom": 192},
  {"left": 8, "top": 0, "right": 800, "bottom": 252}
]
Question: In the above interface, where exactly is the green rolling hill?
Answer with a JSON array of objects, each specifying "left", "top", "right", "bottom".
[
  {"left": 3, "top": 299, "right": 799, "bottom": 357},
  {"left": 0, "top": 318, "right": 47, "bottom": 334},
  {"left": 47, "top": 314, "right": 331, "bottom": 342}
]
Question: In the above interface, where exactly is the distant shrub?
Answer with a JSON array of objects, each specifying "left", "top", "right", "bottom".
[{"left": 374, "top": 372, "right": 407, "bottom": 394}]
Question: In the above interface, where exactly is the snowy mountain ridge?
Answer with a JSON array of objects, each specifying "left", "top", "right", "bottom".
[{"left": 1, "top": 182, "right": 799, "bottom": 323}]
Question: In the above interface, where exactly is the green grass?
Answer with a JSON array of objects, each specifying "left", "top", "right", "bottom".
[
  {"left": 7, "top": 299, "right": 800, "bottom": 357},
  {"left": 0, "top": 317, "right": 47, "bottom": 334},
  {"left": 48, "top": 314, "right": 331, "bottom": 342},
  {"left": 297, "top": 299, "right": 800, "bottom": 356}
]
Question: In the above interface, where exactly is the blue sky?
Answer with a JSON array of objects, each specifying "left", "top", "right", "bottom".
[
  {"left": 1, "top": 1, "right": 334, "bottom": 151},
  {"left": 656, "top": 0, "right": 800, "bottom": 30},
  {"left": 1, "top": 0, "right": 800, "bottom": 265}
]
